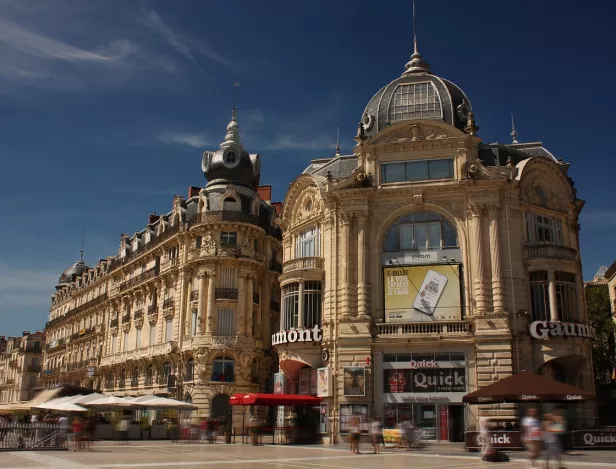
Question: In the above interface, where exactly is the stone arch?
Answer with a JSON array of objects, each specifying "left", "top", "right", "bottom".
[
  {"left": 220, "top": 186, "right": 241, "bottom": 211},
  {"left": 517, "top": 158, "right": 574, "bottom": 212},
  {"left": 538, "top": 354, "right": 585, "bottom": 387},
  {"left": 210, "top": 393, "right": 231, "bottom": 421},
  {"left": 280, "top": 174, "right": 325, "bottom": 228}
]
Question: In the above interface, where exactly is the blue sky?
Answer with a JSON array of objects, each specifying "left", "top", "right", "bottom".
[{"left": 1, "top": 0, "right": 614, "bottom": 336}]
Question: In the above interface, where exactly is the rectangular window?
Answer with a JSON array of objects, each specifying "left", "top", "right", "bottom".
[
  {"left": 191, "top": 311, "right": 198, "bottom": 336},
  {"left": 195, "top": 236, "right": 202, "bottom": 249},
  {"left": 555, "top": 272, "right": 579, "bottom": 322},
  {"left": 123, "top": 332, "right": 129, "bottom": 352},
  {"left": 219, "top": 267, "right": 237, "bottom": 288},
  {"left": 216, "top": 308, "right": 235, "bottom": 337},
  {"left": 165, "top": 319, "right": 173, "bottom": 342},
  {"left": 529, "top": 271, "right": 550, "bottom": 322},
  {"left": 527, "top": 213, "right": 563, "bottom": 245},
  {"left": 283, "top": 284, "right": 300, "bottom": 329},
  {"left": 135, "top": 328, "right": 142, "bottom": 349},
  {"left": 220, "top": 231, "right": 237, "bottom": 246},
  {"left": 111, "top": 335, "right": 117, "bottom": 355},
  {"left": 296, "top": 227, "right": 320, "bottom": 257},
  {"left": 149, "top": 323, "right": 156, "bottom": 346},
  {"left": 382, "top": 158, "right": 454, "bottom": 183},
  {"left": 304, "top": 282, "right": 322, "bottom": 329}
]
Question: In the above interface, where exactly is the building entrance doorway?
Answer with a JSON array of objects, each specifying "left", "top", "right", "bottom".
[
  {"left": 211, "top": 393, "right": 230, "bottom": 423},
  {"left": 448, "top": 405, "right": 464, "bottom": 442}
]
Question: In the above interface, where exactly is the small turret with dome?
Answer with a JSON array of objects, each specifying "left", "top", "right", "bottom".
[
  {"left": 56, "top": 249, "right": 89, "bottom": 289},
  {"left": 358, "top": 1, "right": 474, "bottom": 138}
]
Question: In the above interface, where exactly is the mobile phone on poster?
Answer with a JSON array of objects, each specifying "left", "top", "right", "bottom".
[{"left": 412, "top": 269, "right": 448, "bottom": 316}]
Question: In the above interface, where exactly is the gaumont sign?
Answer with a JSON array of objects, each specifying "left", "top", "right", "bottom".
[
  {"left": 573, "top": 430, "right": 616, "bottom": 449},
  {"left": 272, "top": 325, "right": 323, "bottom": 346},
  {"left": 529, "top": 321, "right": 596, "bottom": 340},
  {"left": 465, "top": 431, "right": 523, "bottom": 450}
]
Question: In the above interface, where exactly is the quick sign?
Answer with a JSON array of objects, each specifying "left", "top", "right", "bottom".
[
  {"left": 465, "top": 431, "right": 523, "bottom": 449},
  {"left": 572, "top": 430, "right": 616, "bottom": 449},
  {"left": 384, "top": 368, "right": 466, "bottom": 393},
  {"left": 529, "top": 321, "right": 596, "bottom": 340},
  {"left": 272, "top": 325, "right": 323, "bottom": 346}
]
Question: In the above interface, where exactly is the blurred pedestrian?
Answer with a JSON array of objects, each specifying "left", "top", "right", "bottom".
[
  {"left": 370, "top": 416, "right": 383, "bottom": 454},
  {"left": 479, "top": 417, "right": 492, "bottom": 460},
  {"left": 522, "top": 408, "right": 542, "bottom": 468}
]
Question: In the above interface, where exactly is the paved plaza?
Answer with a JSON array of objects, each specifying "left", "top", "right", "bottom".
[{"left": 2, "top": 442, "right": 616, "bottom": 469}]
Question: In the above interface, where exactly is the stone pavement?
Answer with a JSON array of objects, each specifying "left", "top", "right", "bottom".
[{"left": 1, "top": 440, "right": 615, "bottom": 469}]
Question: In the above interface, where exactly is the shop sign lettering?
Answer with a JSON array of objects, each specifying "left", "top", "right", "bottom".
[
  {"left": 272, "top": 325, "right": 323, "bottom": 346},
  {"left": 465, "top": 431, "right": 522, "bottom": 449},
  {"left": 385, "top": 368, "right": 466, "bottom": 393},
  {"left": 529, "top": 321, "right": 595, "bottom": 340},
  {"left": 572, "top": 430, "right": 616, "bottom": 448}
]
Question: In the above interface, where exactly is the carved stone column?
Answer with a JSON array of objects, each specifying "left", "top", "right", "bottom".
[
  {"left": 340, "top": 212, "right": 352, "bottom": 318},
  {"left": 237, "top": 271, "right": 247, "bottom": 336},
  {"left": 205, "top": 272, "right": 216, "bottom": 335},
  {"left": 468, "top": 202, "right": 488, "bottom": 313},
  {"left": 356, "top": 212, "right": 369, "bottom": 318},
  {"left": 548, "top": 269, "right": 558, "bottom": 322},
  {"left": 197, "top": 272, "right": 207, "bottom": 334},
  {"left": 245, "top": 274, "right": 254, "bottom": 337},
  {"left": 488, "top": 204, "right": 505, "bottom": 312},
  {"left": 298, "top": 280, "right": 305, "bottom": 328}
]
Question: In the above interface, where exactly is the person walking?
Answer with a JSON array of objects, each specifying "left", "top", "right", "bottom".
[
  {"left": 544, "top": 413, "right": 564, "bottom": 469},
  {"left": 349, "top": 416, "right": 361, "bottom": 454},
  {"left": 522, "top": 408, "right": 542, "bottom": 468},
  {"left": 119, "top": 416, "right": 129, "bottom": 445},
  {"left": 479, "top": 417, "right": 492, "bottom": 460},
  {"left": 370, "top": 417, "right": 383, "bottom": 454}
]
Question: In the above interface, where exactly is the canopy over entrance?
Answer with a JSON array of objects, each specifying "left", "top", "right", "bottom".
[
  {"left": 230, "top": 393, "right": 322, "bottom": 406},
  {"left": 462, "top": 371, "right": 594, "bottom": 404}
]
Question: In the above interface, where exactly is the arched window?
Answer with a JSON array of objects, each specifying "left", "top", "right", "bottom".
[
  {"left": 106, "top": 372, "right": 114, "bottom": 389},
  {"left": 119, "top": 369, "right": 126, "bottom": 388},
  {"left": 384, "top": 211, "right": 457, "bottom": 252},
  {"left": 162, "top": 361, "right": 172, "bottom": 379},
  {"left": 251, "top": 360, "right": 259, "bottom": 384},
  {"left": 131, "top": 367, "right": 139, "bottom": 387},
  {"left": 211, "top": 356, "right": 235, "bottom": 383},
  {"left": 223, "top": 198, "right": 236, "bottom": 211},
  {"left": 145, "top": 364, "right": 153, "bottom": 386},
  {"left": 185, "top": 358, "right": 195, "bottom": 381}
]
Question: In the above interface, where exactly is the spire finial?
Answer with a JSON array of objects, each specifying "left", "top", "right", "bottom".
[
  {"left": 221, "top": 82, "right": 243, "bottom": 148},
  {"left": 510, "top": 112, "right": 519, "bottom": 144},
  {"left": 80, "top": 229, "right": 85, "bottom": 262},
  {"left": 403, "top": 0, "right": 430, "bottom": 76},
  {"left": 335, "top": 126, "right": 341, "bottom": 156}
]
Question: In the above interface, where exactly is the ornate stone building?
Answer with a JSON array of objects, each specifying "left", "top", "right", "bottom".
[
  {"left": 42, "top": 110, "right": 283, "bottom": 420},
  {"left": 274, "top": 42, "right": 594, "bottom": 442},
  {"left": 0, "top": 332, "right": 45, "bottom": 404}
]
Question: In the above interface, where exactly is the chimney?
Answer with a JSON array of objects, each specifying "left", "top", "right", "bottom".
[
  {"left": 148, "top": 213, "right": 159, "bottom": 224},
  {"left": 188, "top": 186, "right": 201, "bottom": 199},
  {"left": 258, "top": 185, "right": 272, "bottom": 203},
  {"left": 272, "top": 202, "right": 283, "bottom": 215}
]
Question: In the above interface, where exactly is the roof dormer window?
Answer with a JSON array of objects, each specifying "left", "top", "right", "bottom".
[
  {"left": 389, "top": 82, "right": 443, "bottom": 123},
  {"left": 223, "top": 150, "right": 238, "bottom": 167}
]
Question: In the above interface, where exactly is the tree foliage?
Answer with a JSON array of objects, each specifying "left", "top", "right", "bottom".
[{"left": 586, "top": 284, "right": 616, "bottom": 385}]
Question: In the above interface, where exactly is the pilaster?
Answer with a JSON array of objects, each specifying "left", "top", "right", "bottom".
[
  {"left": 488, "top": 204, "right": 505, "bottom": 312},
  {"left": 467, "top": 202, "right": 489, "bottom": 313}
]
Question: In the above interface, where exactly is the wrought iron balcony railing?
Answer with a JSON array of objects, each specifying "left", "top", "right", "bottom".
[
  {"left": 119, "top": 266, "right": 159, "bottom": 292},
  {"left": 215, "top": 288, "right": 239, "bottom": 300}
]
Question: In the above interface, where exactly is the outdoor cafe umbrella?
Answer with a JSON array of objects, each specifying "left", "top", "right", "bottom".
[
  {"left": 34, "top": 400, "right": 88, "bottom": 412},
  {"left": 462, "top": 370, "right": 595, "bottom": 404},
  {"left": 132, "top": 395, "right": 197, "bottom": 409},
  {"left": 84, "top": 395, "right": 142, "bottom": 408}
]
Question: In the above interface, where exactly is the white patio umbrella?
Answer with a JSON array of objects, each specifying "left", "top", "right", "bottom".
[
  {"left": 67, "top": 393, "right": 106, "bottom": 405},
  {"left": 84, "top": 395, "right": 142, "bottom": 408},
  {"left": 135, "top": 396, "right": 197, "bottom": 409}
]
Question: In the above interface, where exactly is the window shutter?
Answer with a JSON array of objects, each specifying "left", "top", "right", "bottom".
[{"left": 526, "top": 212, "right": 536, "bottom": 244}]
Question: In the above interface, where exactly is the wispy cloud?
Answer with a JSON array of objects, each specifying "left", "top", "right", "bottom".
[
  {"left": 158, "top": 131, "right": 210, "bottom": 149},
  {"left": 140, "top": 7, "right": 230, "bottom": 75},
  {"left": 262, "top": 135, "right": 336, "bottom": 151}
]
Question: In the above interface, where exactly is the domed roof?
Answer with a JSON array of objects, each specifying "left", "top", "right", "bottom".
[
  {"left": 201, "top": 110, "right": 260, "bottom": 189},
  {"left": 359, "top": 46, "right": 473, "bottom": 138},
  {"left": 58, "top": 256, "right": 89, "bottom": 285}
]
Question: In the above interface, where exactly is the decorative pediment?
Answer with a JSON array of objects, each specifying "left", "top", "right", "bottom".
[
  {"left": 290, "top": 187, "right": 323, "bottom": 226},
  {"left": 372, "top": 123, "right": 456, "bottom": 145},
  {"left": 518, "top": 158, "right": 573, "bottom": 213}
]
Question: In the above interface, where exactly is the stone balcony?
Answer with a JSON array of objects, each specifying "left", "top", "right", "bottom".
[
  {"left": 524, "top": 244, "right": 578, "bottom": 262},
  {"left": 283, "top": 257, "right": 324, "bottom": 273},
  {"left": 374, "top": 321, "right": 473, "bottom": 340},
  {"left": 119, "top": 266, "right": 159, "bottom": 292},
  {"left": 160, "top": 258, "right": 179, "bottom": 273},
  {"left": 99, "top": 341, "right": 178, "bottom": 367},
  {"left": 182, "top": 335, "right": 263, "bottom": 351}
]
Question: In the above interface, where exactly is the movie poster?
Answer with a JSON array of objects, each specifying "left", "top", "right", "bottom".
[
  {"left": 274, "top": 373, "right": 285, "bottom": 394},
  {"left": 343, "top": 367, "right": 366, "bottom": 396},
  {"left": 317, "top": 367, "right": 332, "bottom": 397}
]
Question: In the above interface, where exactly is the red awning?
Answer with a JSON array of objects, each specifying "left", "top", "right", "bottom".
[{"left": 229, "top": 393, "right": 322, "bottom": 406}]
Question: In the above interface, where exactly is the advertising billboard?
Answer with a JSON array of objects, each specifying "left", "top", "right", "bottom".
[
  {"left": 384, "top": 368, "right": 467, "bottom": 394},
  {"left": 383, "top": 264, "right": 462, "bottom": 322},
  {"left": 343, "top": 367, "right": 366, "bottom": 396}
]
